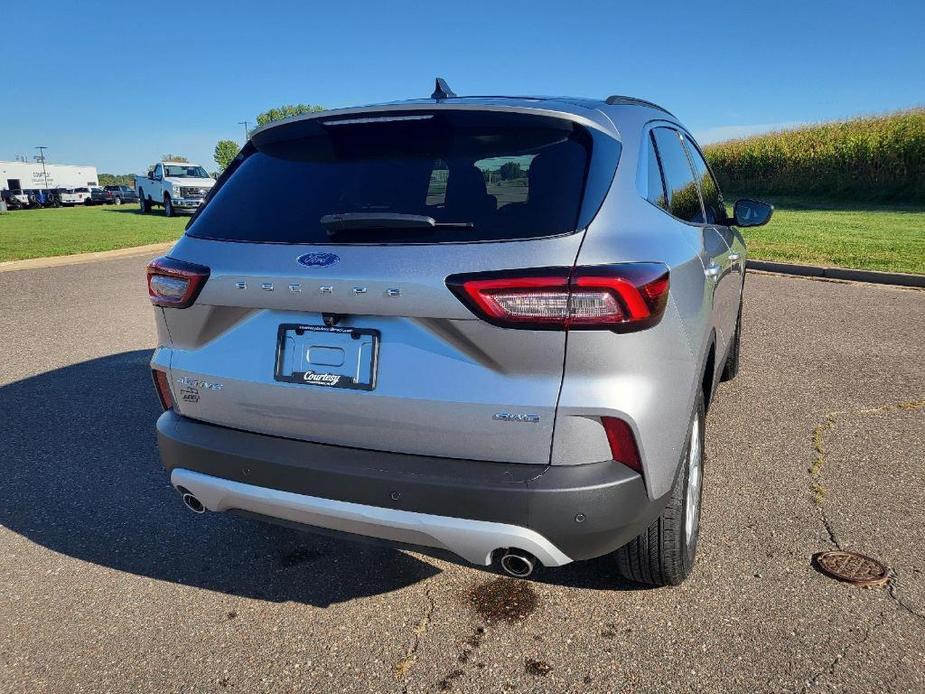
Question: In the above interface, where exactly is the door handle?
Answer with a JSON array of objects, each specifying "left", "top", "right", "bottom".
[
  {"left": 704, "top": 263, "right": 721, "bottom": 280},
  {"left": 728, "top": 252, "right": 741, "bottom": 262}
]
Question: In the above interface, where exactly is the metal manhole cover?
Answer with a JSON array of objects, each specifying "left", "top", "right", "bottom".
[{"left": 814, "top": 550, "right": 890, "bottom": 588}]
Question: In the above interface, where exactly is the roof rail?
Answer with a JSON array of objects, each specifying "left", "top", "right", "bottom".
[{"left": 605, "top": 95, "right": 674, "bottom": 117}]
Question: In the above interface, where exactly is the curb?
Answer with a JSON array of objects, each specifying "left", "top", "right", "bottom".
[
  {"left": 0, "top": 242, "right": 174, "bottom": 273},
  {"left": 746, "top": 259, "right": 924, "bottom": 288}
]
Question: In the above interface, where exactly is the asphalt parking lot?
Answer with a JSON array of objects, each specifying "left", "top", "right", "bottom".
[{"left": 1, "top": 253, "right": 923, "bottom": 693}]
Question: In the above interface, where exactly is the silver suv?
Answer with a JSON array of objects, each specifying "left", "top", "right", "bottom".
[{"left": 148, "top": 83, "right": 772, "bottom": 586}]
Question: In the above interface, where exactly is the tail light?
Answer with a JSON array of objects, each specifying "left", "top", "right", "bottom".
[
  {"left": 601, "top": 416, "right": 643, "bottom": 474},
  {"left": 146, "top": 256, "right": 210, "bottom": 308},
  {"left": 446, "top": 263, "right": 669, "bottom": 332},
  {"left": 151, "top": 369, "right": 174, "bottom": 410}
]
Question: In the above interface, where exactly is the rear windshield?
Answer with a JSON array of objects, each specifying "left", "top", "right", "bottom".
[{"left": 188, "top": 111, "right": 595, "bottom": 244}]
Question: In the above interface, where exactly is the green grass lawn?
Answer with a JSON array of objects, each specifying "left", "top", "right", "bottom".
[
  {"left": 0, "top": 205, "right": 186, "bottom": 262},
  {"left": 736, "top": 196, "right": 925, "bottom": 274},
  {"left": 1, "top": 197, "right": 923, "bottom": 274}
]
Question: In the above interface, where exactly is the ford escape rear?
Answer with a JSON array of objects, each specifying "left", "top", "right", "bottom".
[{"left": 149, "top": 82, "right": 772, "bottom": 586}]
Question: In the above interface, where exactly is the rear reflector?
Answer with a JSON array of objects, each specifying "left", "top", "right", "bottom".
[
  {"left": 146, "top": 256, "right": 210, "bottom": 308},
  {"left": 601, "top": 416, "right": 643, "bottom": 474},
  {"left": 151, "top": 369, "right": 174, "bottom": 410},
  {"left": 447, "top": 263, "right": 669, "bottom": 332}
]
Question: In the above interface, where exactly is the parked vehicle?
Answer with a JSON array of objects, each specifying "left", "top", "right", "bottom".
[
  {"left": 73, "top": 187, "right": 92, "bottom": 205},
  {"left": 147, "top": 84, "right": 772, "bottom": 586},
  {"left": 11, "top": 190, "right": 31, "bottom": 208},
  {"left": 1, "top": 189, "right": 28, "bottom": 210},
  {"left": 56, "top": 187, "right": 91, "bottom": 206},
  {"left": 24, "top": 189, "right": 58, "bottom": 207},
  {"left": 89, "top": 185, "right": 139, "bottom": 205},
  {"left": 136, "top": 162, "right": 215, "bottom": 216},
  {"left": 105, "top": 185, "right": 139, "bottom": 205}
]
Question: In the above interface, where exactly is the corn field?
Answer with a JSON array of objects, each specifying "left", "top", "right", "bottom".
[{"left": 704, "top": 109, "right": 925, "bottom": 202}]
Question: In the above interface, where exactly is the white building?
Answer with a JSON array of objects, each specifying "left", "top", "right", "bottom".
[{"left": 1, "top": 161, "right": 99, "bottom": 191}]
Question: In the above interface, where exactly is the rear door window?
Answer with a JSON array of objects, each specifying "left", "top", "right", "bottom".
[
  {"left": 651, "top": 127, "right": 704, "bottom": 224},
  {"left": 681, "top": 136, "right": 726, "bottom": 224},
  {"left": 645, "top": 134, "right": 668, "bottom": 211},
  {"left": 188, "top": 111, "right": 597, "bottom": 244}
]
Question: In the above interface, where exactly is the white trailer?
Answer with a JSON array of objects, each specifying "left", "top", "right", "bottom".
[{"left": 0, "top": 161, "right": 99, "bottom": 192}]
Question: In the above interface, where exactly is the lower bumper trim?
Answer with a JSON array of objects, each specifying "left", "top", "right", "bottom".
[{"left": 171, "top": 468, "right": 573, "bottom": 567}]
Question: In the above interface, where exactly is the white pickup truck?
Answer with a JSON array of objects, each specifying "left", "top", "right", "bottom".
[{"left": 135, "top": 161, "right": 215, "bottom": 216}]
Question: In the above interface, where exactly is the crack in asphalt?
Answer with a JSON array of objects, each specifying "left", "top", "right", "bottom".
[
  {"left": 887, "top": 580, "right": 925, "bottom": 625},
  {"left": 809, "top": 413, "right": 837, "bottom": 507},
  {"left": 807, "top": 400, "right": 924, "bottom": 550},
  {"left": 395, "top": 585, "right": 437, "bottom": 688},
  {"left": 805, "top": 399, "right": 925, "bottom": 631},
  {"left": 799, "top": 611, "right": 888, "bottom": 693}
]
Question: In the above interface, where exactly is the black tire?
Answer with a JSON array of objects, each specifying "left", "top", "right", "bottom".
[
  {"left": 720, "top": 301, "right": 742, "bottom": 382},
  {"left": 164, "top": 195, "right": 174, "bottom": 217},
  {"left": 616, "top": 390, "right": 705, "bottom": 587},
  {"left": 139, "top": 191, "right": 150, "bottom": 214}
]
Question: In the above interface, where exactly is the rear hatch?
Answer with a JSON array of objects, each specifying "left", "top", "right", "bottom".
[{"left": 158, "top": 107, "right": 619, "bottom": 464}]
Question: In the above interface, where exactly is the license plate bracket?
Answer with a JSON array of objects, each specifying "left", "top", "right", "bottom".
[{"left": 274, "top": 324, "right": 379, "bottom": 391}]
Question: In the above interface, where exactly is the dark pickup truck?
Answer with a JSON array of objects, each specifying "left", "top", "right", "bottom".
[{"left": 90, "top": 185, "right": 139, "bottom": 205}]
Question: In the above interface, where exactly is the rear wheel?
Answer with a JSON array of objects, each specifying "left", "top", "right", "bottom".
[
  {"left": 616, "top": 390, "right": 704, "bottom": 586},
  {"left": 139, "top": 191, "right": 150, "bottom": 214},
  {"left": 164, "top": 195, "right": 174, "bottom": 217}
]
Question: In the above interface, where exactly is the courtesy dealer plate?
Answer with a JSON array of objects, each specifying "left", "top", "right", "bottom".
[{"left": 274, "top": 324, "right": 379, "bottom": 391}]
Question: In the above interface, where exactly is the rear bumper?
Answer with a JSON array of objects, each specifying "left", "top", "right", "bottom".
[{"left": 156, "top": 411, "right": 668, "bottom": 565}]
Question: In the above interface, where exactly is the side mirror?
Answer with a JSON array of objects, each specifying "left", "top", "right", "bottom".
[{"left": 733, "top": 199, "right": 774, "bottom": 227}]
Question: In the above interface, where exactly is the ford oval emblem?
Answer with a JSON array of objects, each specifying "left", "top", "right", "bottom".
[{"left": 297, "top": 252, "right": 339, "bottom": 268}]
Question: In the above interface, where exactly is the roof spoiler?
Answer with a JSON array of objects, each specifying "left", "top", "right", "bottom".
[{"left": 604, "top": 95, "right": 674, "bottom": 117}]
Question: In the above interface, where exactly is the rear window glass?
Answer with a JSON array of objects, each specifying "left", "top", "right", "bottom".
[
  {"left": 682, "top": 136, "right": 726, "bottom": 224},
  {"left": 645, "top": 134, "right": 668, "bottom": 211},
  {"left": 651, "top": 127, "right": 704, "bottom": 224},
  {"left": 188, "top": 112, "right": 593, "bottom": 244}
]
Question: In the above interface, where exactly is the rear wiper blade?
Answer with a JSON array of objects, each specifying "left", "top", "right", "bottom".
[{"left": 321, "top": 213, "right": 473, "bottom": 235}]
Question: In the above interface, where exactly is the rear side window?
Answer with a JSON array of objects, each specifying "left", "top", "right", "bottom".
[
  {"left": 188, "top": 112, "right": 595, "bottom": 244},
  {"left": 682, "top": 136, "right": 726, "bottom": 224},
  {"left": 651, "top": 127, "right": 704, "bottom": 224}
]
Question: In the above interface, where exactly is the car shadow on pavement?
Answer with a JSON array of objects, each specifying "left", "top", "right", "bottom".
[{"left": 0, "top": 350, "right": 439, "bottom": 607}]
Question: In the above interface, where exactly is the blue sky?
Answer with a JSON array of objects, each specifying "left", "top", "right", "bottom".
[{"left": 2, "top": 0, "right": 923, "bottom": 173}]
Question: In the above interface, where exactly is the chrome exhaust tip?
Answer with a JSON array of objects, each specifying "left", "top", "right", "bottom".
[
  {"left": 181, "top": 492, "right": 206, "bottom": 514},
  {"left": 499, "top": 550, "right": 536, "bottom": 578}
]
